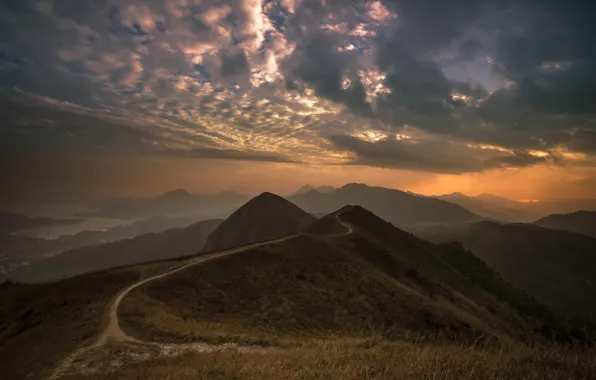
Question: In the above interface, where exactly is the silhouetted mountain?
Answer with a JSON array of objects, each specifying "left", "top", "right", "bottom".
[
  {"left": 0, "top": 212, "right": 81, "bottom": 234},
  {"left": 418, "top": 221, "right": 596, "bottom": 318},
  {"left": 79, "top": 190, "right": 250, "bottom": 220},
  {"left": 534, "top": 211, "right": 596, "bottom": 238},
  {"left": 288, "top": 184, "right": 336, "bottom": 196},
  {"left": 201, "top": 192, "right": 316, "bottom": 252},
  {"left": 9, "top": 219, "right": 222, "bottom": 283},
  {"left": 126, "top": 205, "right": 569, "bottom": 347},
  {"left": 288, "top": 184, "right": 482, "bottom": 229},
  {"left": 434, "top": 193, "right": 540, "bottom": 222}
]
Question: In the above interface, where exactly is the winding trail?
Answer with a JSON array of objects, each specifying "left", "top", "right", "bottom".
[
  {"left": 52, "top": 212, "right": 354, "bottom": 378},
  {"left": 97, "top": 234, "right": 300, "bottom": 344}
]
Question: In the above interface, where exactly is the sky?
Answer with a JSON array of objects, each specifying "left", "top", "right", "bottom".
[{"left": 1, "top": 0, "right": 596, "bottom": 204}]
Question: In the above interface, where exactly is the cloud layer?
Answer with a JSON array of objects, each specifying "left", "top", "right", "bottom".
[{"left": 1, "top": 0, "right": 596, "bottom": 180}]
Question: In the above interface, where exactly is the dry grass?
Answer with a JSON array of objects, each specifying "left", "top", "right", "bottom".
[
  {"left": 119, "top": 234, "right": 513, "bottom": 347},
  {"left": 62, "top": 340, "right": 596, "bottom": 380},
  {"left": 0, "top": 261, "right": 181, "bottom": 380}
]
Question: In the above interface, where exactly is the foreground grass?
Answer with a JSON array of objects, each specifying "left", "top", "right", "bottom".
[
  {"left": 64, "top": 340, "right": 596, "bottom": 380},
  {"left": 0, "top": 261, "right": 181, "bottom": 380}
]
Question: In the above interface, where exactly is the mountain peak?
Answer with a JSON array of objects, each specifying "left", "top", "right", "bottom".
[
  {"left": 251, "top": 191, "right": 287, "bottom": 203},
  {"left": 201, "top": 192, "right": 316, "bottom": 252}
]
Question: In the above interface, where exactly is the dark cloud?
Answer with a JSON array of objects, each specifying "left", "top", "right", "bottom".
[
  {"left": 220, "top": 48, "right": 250, "bottom": 78},
  {"left": 328, "top": 133, "right": 549, "bottom": 174},
  {"left": 455, "top": 39, "right": 485, "bottom": 62},
  {"left": 282, "top": 31, "right": 373, "bottom": 116}
]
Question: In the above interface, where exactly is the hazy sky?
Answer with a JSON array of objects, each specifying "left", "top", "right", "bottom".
[{"left": 2, "top": 0, "right": 596, "bottom": 203}]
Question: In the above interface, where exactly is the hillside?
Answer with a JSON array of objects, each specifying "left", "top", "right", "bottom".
[
  {"left": 288, "top": 184, "right": 482, "bottom": 230},
  {"left": 201, "top": 192, "right": 316, "bottom": 252},
  {"left": 418, "top": 222, "right": 596, "bottom": 318},
  {"left": 535, "top": 211, "right": 596, "bottom": 238},
  {"left": 0, "top": 260, "right": 184, "bottom": 380},
  {"left": 121, "top": 205, "right": 566, "bottom": 348},
  {"left": 9, "top": 219, "right": 221, "bottom": 283}
]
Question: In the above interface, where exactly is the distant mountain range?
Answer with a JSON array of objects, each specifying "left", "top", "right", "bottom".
[
  {"left": 418, "top": 221, "right": 596, "bottom": 318},
  {"left": 287, "top": 184, "right": 337, "bottom": 196},
  {"left": 0, "top": 214, "right": 206, "bottom": 279},
  {"left": 534, "top": 210, "right": 596, "bottom": 238},
  {"left": 10, "top": 219, "right": 222, "bottom": 283},
  {"left": 288, "top": 183, "right": 483, "bottom": 229},
  {"left": 433, "top": 193, "right": 541, "bottom": 222},
  {"left": 435, "top": 192, "right": 596, "bottom": 222},
  {"left": 79, "top": 189, "right": 250, "bottom": 220}
]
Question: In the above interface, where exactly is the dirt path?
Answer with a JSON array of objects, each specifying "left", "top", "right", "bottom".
[
  {"left": 52, "top": 213, "right": 355, "bottom": 378},
  {"left": 96, "top": 234, "right": 299, "bottom": 345}
]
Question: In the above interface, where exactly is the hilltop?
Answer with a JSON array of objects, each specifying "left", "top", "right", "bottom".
[{"left": 201, "top": 192, "right": 316, "bottom": 252}]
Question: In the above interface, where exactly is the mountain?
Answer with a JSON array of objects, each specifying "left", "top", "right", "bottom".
[
  {"left": 534, "top": 211, "right": 596, "bottom": 238},
  {"left": 434, "top": 193, "right": 541, "bottom": 222},
  {"left": 288, "top": 184, "right": 336, "bottom": 196},
  {"left": 201, "top": 192, "right": 316, "bottom": 252},
  {"left": 417, "top": 221, "right": 596, "bottom": 318},
  {"left": 122, "top": 205, "right": 570, "bottom": 349},
  {"left": 9, "top": 219, "right": 222, "bottom": 283},
  {"left": 2, "top": 206, "right": 594, "bottom": 380},
  {"left": 79, "top": 190, "right": 250, "bottom": 220},
  {"left": 288, "top": 184, "right": 482, "bottom": 230}
]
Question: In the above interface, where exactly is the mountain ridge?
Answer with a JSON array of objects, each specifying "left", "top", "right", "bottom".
[{"left": 289, "top": 183, "right": 482, "bottom": 229}]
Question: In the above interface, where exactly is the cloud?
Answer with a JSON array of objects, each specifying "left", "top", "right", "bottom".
[
  {"left": 156, "top": 147, "right": 296, "bottom": 163},
  {"left": 1, "top": 0, "right": 596, "bottom": 181},
  {"left": 328, "top": 132, "right": 551, "bottom": 174}
]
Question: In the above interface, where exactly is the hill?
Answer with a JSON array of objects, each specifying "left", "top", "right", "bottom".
[
  {"left": 288, "top": 184, "right": 482, "bottom": 230},
  {"left": 534, "top": 211, "right": 596, "bottom": 238},
  {"left": 417, "top": 221, "right": 596, "bottom": 318},
  {"left": 121, "top": 205, "right": 569, "bottom": 348},
  {"left": 9, "top": 219, "right": 222, "bottom": 283},
  {"left": 201, "top": 192, "right": 316, "bottom": 252}
]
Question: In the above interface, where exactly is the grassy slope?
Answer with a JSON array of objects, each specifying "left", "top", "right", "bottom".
[
  {"left": 0, "top": 261, "right": 182, "bottom": 380},
  {"left": 418, "top": 221, "right": 596, "bottom": 318},
  {"left": 119, "top": 207, "right": 560, "bottom": 346}
]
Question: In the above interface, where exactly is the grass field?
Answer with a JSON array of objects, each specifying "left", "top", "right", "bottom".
[{"left": 61, "top": 340, "right": 596, "bottom": 380}]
